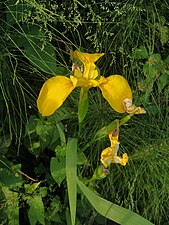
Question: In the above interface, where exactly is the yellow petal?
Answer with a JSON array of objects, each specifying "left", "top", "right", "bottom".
[
  {"left": 120, "top": 153, "right": 128, "bottom": 166},
  {"left": 37, "top": 76, "right": 76, "bottom": 116},
  {"left": 100, "top": 147, "right": 114, "bottom": 168},
  {"left": 99, "top": 75, "right": 132, "bottom": 113},
  {"left": 114, "top": 153, "right": 128, "bottom": 166},
  {"left": 72, "top": 50, "right": 104, "bottom": 64},
  {"left": 83, "top": 62, "right": 99, "bottom": 79},
  {"left": 74, "top": 68, "right": 83, "bottom": 79},
  {"left": 77, "top": 78, "right": 99, "bottom": 89}
]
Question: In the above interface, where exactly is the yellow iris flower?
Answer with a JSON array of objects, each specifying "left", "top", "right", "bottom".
[
  {"left": 100, "top": 130, "right": 128, "bottom": 168},
  {"left": 37, "top": 50, "right": 133, "bottom": 116}
]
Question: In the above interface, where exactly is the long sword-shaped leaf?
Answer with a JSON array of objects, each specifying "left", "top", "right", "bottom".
[
  {"left": 66, "top": 138, "right": 77, "bottom": 225},
  {"left": 77, "top": 178, "right": 154, "bottom": 225}
]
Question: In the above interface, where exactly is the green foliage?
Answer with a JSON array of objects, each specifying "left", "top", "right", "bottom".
[
  {"left": 0, "top": 163, "right": 22, "bottom": 225},
  {"left": 11, "top": 23, "right": 70, "bottom": 75},
  {"left": 50, "top": 149, "right": 66, "bottom": 186},
  {"left": 78, "top": 88, "right": 89, "bottom": 124},
  {"left": 28, "top": 195, "right": 45, "bottom": 225},
  {"left": 1, "top": 187, "right": 19, "bottom": 225},
  {"left": 77, "top": 178, "right": 153, "bottom": 225},
  {"left": 1, "top": 0, "right": 169, "bottom": 224},
  {"left": 132, "top": 47, "right": 169, "bottom": 115},
  {"left": 66, "top": 138, "right": 78, "bottom": 225}
]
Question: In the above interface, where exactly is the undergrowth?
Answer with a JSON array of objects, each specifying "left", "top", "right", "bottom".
[{"left": 0, "top": 0, "right": 169, "bottom": 224}]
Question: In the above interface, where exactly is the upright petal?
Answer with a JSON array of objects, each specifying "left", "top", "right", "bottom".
[
  {"left": 37, "top": 76, "right": 76, "bottom": 116},
  {"left": 75, "top": 76, "right": 99, "bottom": 89},
  {"left": 99, "top": 75, "right": 132, "bottom": 113},
  {"left": 72, "top": 50, "right": 104, "bottom": 64},
  {"left": 83, "top": 62, "right": 99, "bottom": 79}
]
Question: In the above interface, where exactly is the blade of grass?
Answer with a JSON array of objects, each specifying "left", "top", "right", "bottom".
[
  {"left": 77, "top": 177, "right": 154, "bottom": 225},
  {"left": 66, "top": 138, "right": 77, "bottom": 225}
]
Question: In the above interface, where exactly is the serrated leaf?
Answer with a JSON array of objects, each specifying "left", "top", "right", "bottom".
[{"left": 28, "top": 195, "right": 45, "bottom": 225}]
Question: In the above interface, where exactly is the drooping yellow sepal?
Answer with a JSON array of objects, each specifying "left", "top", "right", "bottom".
[
  {"left": 37, "top": 76, "right": 76, "bottom": 116},
  {"left": 99, "top": 75, "right": 132, "bottom": 113}
]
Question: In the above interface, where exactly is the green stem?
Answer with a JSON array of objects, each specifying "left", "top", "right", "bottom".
[
  {"left": 78, "top": 122, "right": 82, "bottom": 142},
  {"left": 81, "top": 114, "right": 135, "bottom": 152}
]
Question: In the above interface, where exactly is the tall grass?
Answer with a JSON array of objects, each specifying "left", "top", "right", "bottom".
[{"left": 0, "top": 0, "right": 169, "bottom": 224}]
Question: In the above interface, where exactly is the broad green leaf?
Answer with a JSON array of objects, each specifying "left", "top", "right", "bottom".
[
  {"left": 25, "top": 115, "right": 38, "bottom": 136},
  {"left": 25, "top": 182, "right": 41, "bottom": 195},
  {"left": 131, "top": 46, "right": 148, "bottom": 59},
  {"left": 164, "top": 55, "right": 169, "bottom": 64},
  {"left": 66, "top": 138, "right": 77, "bottom": 225},
  {"left": 144, "top": 54, "right": 165, "bottom": 81},
  {"left": 23, "top": 41, "right": 57, "bottom": 75},
  {"left": 28, "top": 195, "right": 45, "bottom": 225},
  {"left": 147, "top": 53, "right": 162, "bottom": 65},
  {"left": 48, "top": 107, "right": 76, "bottom": 124},
  {"left": 77, "top": 178, "right": 154, "bottom": 225},
  {"left": 36, "top": 120, "right": 60, "bottom": 149},
  {"left": 158, "top": 73, "right": 169, "bottom": 93},
  {"left": 11, "top": 24, "right": 69, "bottom": 75},
  {"left": 0, "top": 135, "right": 11, "bottom": 148},
  {"left": 1, "top": 187, "right": 19, "bottom": 225},
  {"left": 0, "top": 134, "right": 12, "bottom": 154},
  {"left": 6, "top": 0, "right": 29, "bottom": 25},
  {"left": 77, "top": 150, "right": 88, "bottom": 165},
  {"left": 143, "top": 64, "right": 158, "bottom": 82},
  {"left": 0, "top": 166, "right": 22, "bottom": 189},
  {"left": 50, "top": 156, "right": 66, "bottom": 186},
  {"left": 94, "top": 116, "right": 133, "bottom": 142}
]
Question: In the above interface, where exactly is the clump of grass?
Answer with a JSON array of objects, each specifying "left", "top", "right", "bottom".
[{"left": 91, "top": 113, "right": 169, "bottom": 225}]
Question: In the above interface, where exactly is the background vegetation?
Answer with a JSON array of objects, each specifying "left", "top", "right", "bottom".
[{"left": 0, "top": 0, "right": 169, "bottom": 224}]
